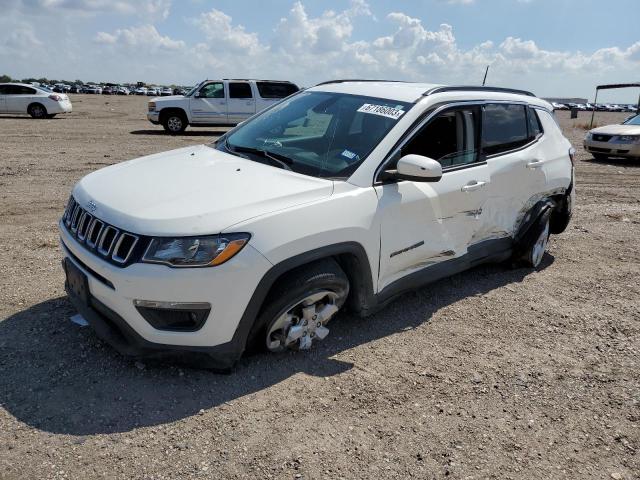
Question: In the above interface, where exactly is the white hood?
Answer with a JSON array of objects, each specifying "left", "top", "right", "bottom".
[{"left": 73, "top": 145, "right": 334, "bottom": 236}]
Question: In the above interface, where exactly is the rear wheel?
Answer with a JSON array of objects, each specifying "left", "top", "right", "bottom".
[
  {"left": 248, "top": 259, "right": 349, "bottom": 353},
  {"left": 28, "top": 103, "right": 47, "bottom": 119},
  {"left": 516, "top": 210, "right": 551, "bottom": 269},
  {"left": 162, "top": 112, "right": 187, "bottom": 134}
]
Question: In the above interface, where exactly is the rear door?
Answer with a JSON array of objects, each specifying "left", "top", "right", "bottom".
[
  {"left": 479, "top": 103, "right": 547, "bottom": 240},
  {"left": 189, "top": 81, "right": 227, "bottom": 124},
  {"left": 6, "top": 85, "right": 37, "bottom": 114},
  {"left": 227, "top": 82, "right": 256, "bottom": 123}
]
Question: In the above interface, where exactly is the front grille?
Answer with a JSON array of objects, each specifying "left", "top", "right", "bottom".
[
  {"left": 589, "top": 146, "right": 611, "bottom": 153},
  {"left": 62, "top": 196, "right": 144, "bottom": 267},
  {"left": 592, "top": 134, "right": 613, "bottom": 142}
]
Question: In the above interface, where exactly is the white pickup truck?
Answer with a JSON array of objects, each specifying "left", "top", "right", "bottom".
[{"left": 147, "top": 79, "right": 299, "bottom": 134}]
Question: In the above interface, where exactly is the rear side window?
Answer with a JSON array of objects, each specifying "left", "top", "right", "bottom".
[
  {"left": 256, "top": 82, "right": 298, "bottom": 99},
  {"left": 482, "top": 104, "right": 529, "bottom": 155},
  {"left": 527, "top": 107, "right": 543, "bottom": 139},
  {"left": 6, "top": 85, "right": 36, "bottom": 95},
  {"left": 229, "top": 82, "right": 253, "bottom": 99}
]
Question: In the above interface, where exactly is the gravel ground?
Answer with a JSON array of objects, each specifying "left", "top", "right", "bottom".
[{"left": 0, "top": 96, "right": 638, "bottom": 480}]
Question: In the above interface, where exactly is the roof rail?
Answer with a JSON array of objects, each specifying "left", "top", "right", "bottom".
[
  {"left": 315, "top": 79, "right": 410, "bottom": 86},
  {"left": 423, "top": 85, "right": 536, "bottom": 97}
]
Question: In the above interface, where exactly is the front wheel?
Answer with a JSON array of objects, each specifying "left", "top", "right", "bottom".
[
  {"left": 248, "top": 259, "right": 349, "bottom": 353},
  {"left": 162, "top": 113, "right": 187, "bottom": 134}
]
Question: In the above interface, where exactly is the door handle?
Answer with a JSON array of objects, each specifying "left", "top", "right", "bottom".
[
  {"left": 461, "top": 181, "right": 486, "bottom": 192},
  {"left": 246, "top": 101, "right": 253, "bottom": 105},
  {"left": 527, "top": 159, "right": 544, "bottom": 169}
]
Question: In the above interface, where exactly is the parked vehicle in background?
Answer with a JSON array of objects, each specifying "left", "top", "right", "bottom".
[
  {"left": 148, "top": 79, "right": 300, "bottom": 133},
  {"left": 84, "top": 85, "right": 102, "bottom": 94},
  {"left": 147, "top": 87, "right": 160, "bottom": 96},
  {"left": 135, "top": 87, "right": 147, "bottom": 95},
  {"left": 0, "top": 82, "right": 72, "bottom": 118},
  {"left": 63, "top": 81, "right": 574, "bottom": 368},
  {"left": 551, "top": 102, "right": 567, "bottom": 110},
  {"left": 584, "top": 113, "right": 640, "bottom": 160},
  {"left": 53, "top": 83, "right": 71, "bottom": 93},
  {"left": 116, "top": 87, "right": 130, "bottom": 95},
  {"left": 102, "top": 86, "right": 115, "bottom": 95},
  {"left": 161, "top": 87, "right": 173, "bottom": 96},
  {"left": 69, "top": 85, "right": 82, "bottom": 94}
]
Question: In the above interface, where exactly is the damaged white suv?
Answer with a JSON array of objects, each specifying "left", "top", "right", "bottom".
[{"left": 60, "top": 80, "right": 575, "bottom": 369}]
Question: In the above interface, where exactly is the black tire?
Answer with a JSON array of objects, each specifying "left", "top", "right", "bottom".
[
  {"left": 514, "top": 209, "right": 551, "bottom": 269},
  {"left": 162, "top": 111, "right": 187, "bottom": 134},
  {"left": 28, "top": 103, "right": 47, "bottom": 119},
  {"left": 247, "top": 259, "right": 350, "bottom": 353}
]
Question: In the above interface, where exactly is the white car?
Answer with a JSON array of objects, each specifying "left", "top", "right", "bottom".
[
  {"left": 0, "top": 83, "right": 72, "bottom": 118},
  {"left": 584, "top": 113, "right": 640, "bottom": 160},
  {"left": 161, "top": 87, "right": 173, "bottom": 96},
  {"left": 134, "top": 87, "right": 147, "bottom": 96},
  {"left": 147, "top": 79, "right": 299, "bottom": 134},
  {"left": 60, "top": 81, "right": 575, "bottom": 369}
]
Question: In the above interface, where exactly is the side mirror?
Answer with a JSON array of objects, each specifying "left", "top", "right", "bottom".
[
  {"left": 389, "top": 154, "right": 442, "bottom": 182},
  {"left": 194, "top": 91, "right": 202, "bottom": 98}
]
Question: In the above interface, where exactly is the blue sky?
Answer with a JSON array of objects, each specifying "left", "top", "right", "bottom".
[{"left": 1, "top": 0, "right": 639, "bottom": 102}]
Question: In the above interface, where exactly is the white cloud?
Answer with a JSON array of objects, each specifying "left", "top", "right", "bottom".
[
  {"left": 195, "top": 9, "right": 263, "bottom": 55},
  {"left": 4, "top": 0, "right": 171, "bottom": 20},
  {"left": 94, "top": 25, "right": 184, "bottom": 50}
]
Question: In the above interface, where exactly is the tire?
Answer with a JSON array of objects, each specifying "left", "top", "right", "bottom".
[
  {"left": 162, "top": 112, "right": 187, "bottom": 134},
  {"left": 247, "top": 259, "right": 350, "bottom": 353},
  {"left": 592, "top": 153, "right": 608, "bottom": 161},
  {"left": 515, "top": 209, "right": 551, "bottom": 268},
  {"left": 28, "top": 103, "right": 47, "bottom": 119}
]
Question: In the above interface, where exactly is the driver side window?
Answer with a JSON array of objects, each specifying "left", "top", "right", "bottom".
[
  {"left": 402, "top": 106, "right": 480, "bottom": 169},
  {"left": 199, "top": 82, "right": 224, "bottom": 99}
]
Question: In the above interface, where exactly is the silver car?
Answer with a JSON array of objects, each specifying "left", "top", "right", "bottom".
[{"left": 584, "top": 114, "right": 640, "bottom": 160}]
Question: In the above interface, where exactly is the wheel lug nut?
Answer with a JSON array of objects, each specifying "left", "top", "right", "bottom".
[
  {"left": 303, "top": 320, "right": 308, "bottom": 326},
  {"left": 317, "top": 322, "right": 321, "bottom": 328},
  {"left": 312, "top": 315, "right": 318, "bottom": 320},
  {"left": 310, "top": 333, "right": 315, "bottom": 338}
]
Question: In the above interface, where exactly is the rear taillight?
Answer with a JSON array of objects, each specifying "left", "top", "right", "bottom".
[
  {"left": 568, "top": 147, "right": 576, "bottom": 167},
  {"left": 49, "top": 94, "right": 62, "bottom": 101}
]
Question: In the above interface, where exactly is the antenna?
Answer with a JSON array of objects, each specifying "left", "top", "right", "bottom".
[{"left": 482, "top": 65, "right": 490, "bottom": 86}]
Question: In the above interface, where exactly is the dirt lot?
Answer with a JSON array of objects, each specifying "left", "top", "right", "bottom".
[{"left": 0, "top": 95, "right": 638, "bottom": 480}]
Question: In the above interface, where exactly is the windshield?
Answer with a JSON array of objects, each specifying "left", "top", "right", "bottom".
[
  {"left": 623, "top": 114, "right": 640, "bottom": 125},
  {"left": 218, "top": 91, "right": 411, "bottom": 179},
  {"left": 186, "top": 81, "right": 206, "bottom": 97}
]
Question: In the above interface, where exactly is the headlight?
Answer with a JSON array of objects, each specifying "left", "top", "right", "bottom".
[
  {"left": 585, "top": 132, "right": 592, "bottom": 140},
  {"left": 148, "top": 102, "right": 156, "bottom": 112},
  {"left": 615, "top": 135, "right": 640, "bottom": 144},
  {"left": 142, "top": 233, "right": 250, "bottom": 267}
]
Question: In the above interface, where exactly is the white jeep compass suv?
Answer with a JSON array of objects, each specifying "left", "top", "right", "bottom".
[{"left": 60, "top": 80, "right": 575, "bottom": 369}]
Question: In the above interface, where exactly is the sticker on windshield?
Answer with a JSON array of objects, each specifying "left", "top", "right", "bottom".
[
  {"left": 341, "top": 149, "right": 359, "bottom": 161},
  {"left": 357, "top": 103, "right": 405, "bottom": 120}
]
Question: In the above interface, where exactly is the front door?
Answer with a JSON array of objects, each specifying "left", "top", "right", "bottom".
[
  {"left": 190, "top": 81, "right": 227, "bottom": 124},
  {"left": 376, "top": 105, "right": 492, "bottom": 291},
  {"left": 227, "top": 82, "right": 256, "bottom": 123}
]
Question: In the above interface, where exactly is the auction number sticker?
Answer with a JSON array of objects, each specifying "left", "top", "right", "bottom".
[{"left": 357, "top": 103, "right": 405, "bottom": 120}]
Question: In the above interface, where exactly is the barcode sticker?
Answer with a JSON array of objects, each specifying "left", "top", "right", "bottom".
[{"left": 357, "top": 103, "right": 405, "bottom": 120}]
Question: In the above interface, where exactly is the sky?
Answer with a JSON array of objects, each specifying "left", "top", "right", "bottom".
[{"left": 1, "top": 0, "right": 639, "bottom": 102}]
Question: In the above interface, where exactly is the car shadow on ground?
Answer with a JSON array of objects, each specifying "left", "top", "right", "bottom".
[
  {"left": 0, "top": 255, "right": 552, "bottom": 436},
  {"left": 130, "top": 129, "right": 228, "bottom": 137}
]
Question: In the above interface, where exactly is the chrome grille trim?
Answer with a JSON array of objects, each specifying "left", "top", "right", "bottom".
[
  {"left": 61, "top": 196, "right": 141, "bottom": 267},
  {"left": 97, "top": 225, "right": 119, "bottom": 256},
  {"left": 112, "top": 233, "right": 139, "bottom": 264}
]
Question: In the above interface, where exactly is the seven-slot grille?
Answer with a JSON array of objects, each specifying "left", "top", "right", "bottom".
[{"left": 62, "top": 197, "right": 140, "bottom": 265}]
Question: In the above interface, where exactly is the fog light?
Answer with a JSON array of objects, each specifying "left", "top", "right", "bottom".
[{"left": 134, "top": 300, "right": 211, "bottom": 332}]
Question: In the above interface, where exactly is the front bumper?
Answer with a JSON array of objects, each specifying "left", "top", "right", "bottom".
[
  {"left": 147, "top": 111, "right": 160, "bottom": 124},
  {"left": 584, "top": 139, "right": 640, "bottom": 158},
  {"left": 59, "top": 221, "right": 272, "bottom": 367}
]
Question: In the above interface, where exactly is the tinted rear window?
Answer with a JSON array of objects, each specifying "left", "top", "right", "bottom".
[
  {"left": 256, "top": 82, "right": 298, "bottom": 99},
  {"left": 229, "top": 82, "right": 253, "bottom": 99},
  {"left": 482, "top": 104, "right": 529, "bottom": 155}
]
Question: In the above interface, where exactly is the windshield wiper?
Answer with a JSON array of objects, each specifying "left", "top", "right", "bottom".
[{"left": 225, "top": 140, "right": 294, "bottom": 171}]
